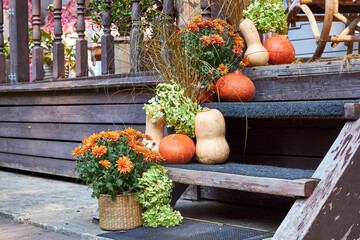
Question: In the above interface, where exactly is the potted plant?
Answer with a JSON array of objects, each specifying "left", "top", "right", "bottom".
[
  {"left": 72, "top": 128, "right": 164, "bottom": 230},
  {"left": 242, "top": 0, "right": 288, "bottom": 43},
  {"left": 144, "top": 81, "right": 203, "bottom": 138}
]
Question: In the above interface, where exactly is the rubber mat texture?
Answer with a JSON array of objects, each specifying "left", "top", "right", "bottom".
[{"left": 98, "top": 219, "right": 273, "bottom": 240}]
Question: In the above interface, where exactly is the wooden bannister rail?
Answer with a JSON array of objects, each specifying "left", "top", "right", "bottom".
[
  {"left": 76, "top": 0, "right": 88, "bottom": 77},
  {"left": 0, "top": 0, "right": 5, "bottom": 83},
  {"left": 101, "top": 0, "right": 115, "bottom": 75},
  {"left": 53, "top": 0, "right": 65, "bottom": 79},
  {"left": 32, "top": 0, "right": 44, "bottom": 81}
]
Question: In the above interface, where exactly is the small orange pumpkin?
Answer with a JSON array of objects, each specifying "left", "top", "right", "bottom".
[
  {"left": 159, "top": 134, "right": 195, "bottom": 164},
  {"left": 263, "top": 35, "right": 295, "bottom": 65},
  {"left": 216, "top": 69, "right": 255, "bottom": 102}
]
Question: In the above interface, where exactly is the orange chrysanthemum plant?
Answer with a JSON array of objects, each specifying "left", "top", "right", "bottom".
[
  {"left": 179, "top": 17, "right": 248, "bottom": 86},
  {"left": 73, "top": 128, "right": 164, "bottom": 199}
]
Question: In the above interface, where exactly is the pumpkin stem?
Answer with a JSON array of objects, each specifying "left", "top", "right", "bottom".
[
  {"left": 171, "top": 134, "right": 178, "bottom": 140},
  {"left": 202, "top": 107, "right": 211, "bottom": 112}
]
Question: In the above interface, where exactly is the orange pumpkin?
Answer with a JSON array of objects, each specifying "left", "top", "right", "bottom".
[
  {"left": 215, "top": 69, "right": 255, "bottom": 102},
  {"left": 263, "top": 35, "right": 295, "bottom": 65},
  {"left": 159, "top": 134, "right": 195, "bottom": 164}
]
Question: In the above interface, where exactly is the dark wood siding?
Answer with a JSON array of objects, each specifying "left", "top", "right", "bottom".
[{"left": 0, "top": 85, "right": 152, "bottom": 177}]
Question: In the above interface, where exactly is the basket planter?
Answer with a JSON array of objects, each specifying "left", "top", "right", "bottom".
[{"left": 98, "top": 193, "right": 143, "bottom": 230}]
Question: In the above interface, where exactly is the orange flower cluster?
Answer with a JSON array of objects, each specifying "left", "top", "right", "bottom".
[
  {"left": 92, "top": 145, "right": 107, "bottom": 158},
  {"left": 218, "top": 64, "right": 230, "bottom": 75},
  {"left": 184, "top": 22, "right": 199, "bottom": 32},
  {"left": 115, "top": 157, "right": 133, "bottom": 174},
  {"left": 99, "top": 160, "right": 111, "bottom": 169},
  {"left": 72, "top": 128, "right": 163, "bottom": 173},
  {"left": 200, "top": 35, "right": 225, "bottom": 47},
  {"left": 232, "top": 34, "right": 245, "bottom": 57},
  {"left": 240, "top": 57, "right": 249, "bottom": 68}
]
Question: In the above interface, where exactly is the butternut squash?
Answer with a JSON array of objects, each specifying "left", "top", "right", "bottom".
[
  {"left": 195, "top": 108, "right": 230, "bottom": 164},
  {"left": 144, "top": 111, "right": 165, "bottom": 152},
  {"left": 239, "top": 19, "right": 269, "bottom": 66}
]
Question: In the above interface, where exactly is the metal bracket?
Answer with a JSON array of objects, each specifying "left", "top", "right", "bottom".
[
  {"left": 8, "top": 73, "right": 16, "bottom": 83},
  {"left": 8, "top": 8, "right": 15, "bottom": 16}
]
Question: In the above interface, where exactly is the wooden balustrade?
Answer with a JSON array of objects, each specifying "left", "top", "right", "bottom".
[
  {"left": 32, "top": 0, "right": 44, "bottom": 81},
  {"left": 53, "top": 0, "right": 65, "bottom": 79},
  {"left": 130, "top": 0, "right": 143, "bottom": 72},
  {"left": 76, "top": 0, "right": 88, "bottom": 77},
  {"left": 0, "top": 0, "right": 214, "bottom": 84},
  {"left": 0, "top": 0, "right": 5, "bottom": 83},
  {"left": 9, "top": 0, "right": 29, "bottom": 83},
  {"left": 101, "top": 0, "right": 115, "bottom": 75}
]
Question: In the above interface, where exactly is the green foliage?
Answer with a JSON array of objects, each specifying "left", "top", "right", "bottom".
[
  {"left": 88, "top": 0, "right": 160, "bottom": 42},
  {"left": 143, "top": 81, "right": 202, "bottom": 138},
  {"left": 74, "top": 129, "right": 163, "bottom": 199},
  {"left": 136, "top": 165, "right": 183, "bottom": 228},
  {"left": 179, "top": 18, "right": 247, "bottom": 86},
  {"left": 3, "top": 41, "right": 10, "bottom": 59},
  {"left": 243, "top": 0, "right": 288, "bottom": 34}
]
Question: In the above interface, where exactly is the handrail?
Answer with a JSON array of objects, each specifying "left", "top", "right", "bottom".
[{"left": 0, "top": 0, "right": 212, "bottom": 84}]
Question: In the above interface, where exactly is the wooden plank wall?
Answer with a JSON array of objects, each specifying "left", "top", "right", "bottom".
[{"left": 0, "top": 86, "right": 153, "bottom": 178}]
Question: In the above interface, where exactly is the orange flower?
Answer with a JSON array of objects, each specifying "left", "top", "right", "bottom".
[
  {"left": 214, "top": 19, "right": 227, "bottom": 26},
  {"left": 218, "top": 64, "right": 229, "bottom": 75},
  {"left": 200, "top": 35, "right": 212, "bottom": 46},
  {"left": 115, "top": 157, "right": 133, "bottom": 174},
  {"left": 192, "top": 16, "right": 202, "bottom": 23},
  {"left": 233, "top": 45, "right": 244, "bottom": 57},
  {"left": 227, "top": 24, "right": 235, "bottom": 32},
  {"left": 226, "top": 31, "right": 234, "bottom": 36},
  {"left": 212, "top": 34, "right": 225, "bottom": 46},
  {"left": 240, "top": 57, "right": 249, "bottom": 67},
  {"left": 72, "top": 146, "right": 83, "bottom": 157},
  {"left": 104, "top": 131, "right": 119, "bottom": 141},
  {"left": 92, "top": 145, "right": 107, "bottom": 158},
  {"left": 99, "top": 160, "right": 111, "bottom": 169},
  {"left": 184, "top": 23, "right": 199, "bottom": 32},
  {"left": 214, "top": 25, "right": 224, "bottom": 34}
]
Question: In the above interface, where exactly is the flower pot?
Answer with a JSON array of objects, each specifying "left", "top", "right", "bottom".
[
  {"left": 258, "top": 31, "right": 278, "bottom": 44},
  {"left": 98, "top": 193, "right": 143, "bottom": 230}
]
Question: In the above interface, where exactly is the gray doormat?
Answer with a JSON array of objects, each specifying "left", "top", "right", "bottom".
[{"left": 97, "top": 218, "right": 273, "bottom": 240}]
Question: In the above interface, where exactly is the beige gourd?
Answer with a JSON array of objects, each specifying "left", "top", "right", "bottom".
[
  {"left": 144, "top": 110, "right": 165, "bottom": 152},
  {"left": 239, "top": 19, "right": 269, "bottom": 67},
  {"left": 195, "top": 108, "right": 230, "bottom": 164}
]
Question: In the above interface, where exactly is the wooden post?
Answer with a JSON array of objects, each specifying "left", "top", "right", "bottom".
[
  {"left": 201, "top": 0, "right": 211, "bottom": 20},
  {"left": 0, "top": 0, "right": 6, "bottom": 83},
  {"left": 32, "top": 0, "right": 44, "bottom": 81},
  {"left": 9, "top": 0, "right": 30, "bottom": 83},
  {"left": 76, "top": 0, "right": 88, "bottom": 77},
  {"left": 130, "top": 0, "right": 143, "bottom": 72},
  {"left": 101, "top": 0, "right": 114, "bottom": 75},
  {"left": 161, "top": 0, "right": 175, "bottom": 67},
  {"left": 53, "top": 0, "right": 65, "bottom": 79},
  {"left": 163, "top": 0, "right": 175, "bottom": 24}
]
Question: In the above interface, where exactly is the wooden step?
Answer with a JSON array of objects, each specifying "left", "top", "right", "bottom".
[
  {"left": 203, "top": 101, "right": 360, "bottom": 119},
  {"left": 165, "top": 163, "right": 319, "bottom": 198}
]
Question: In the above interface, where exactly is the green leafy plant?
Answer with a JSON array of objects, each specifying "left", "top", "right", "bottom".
[
  {"left": 73, "top": 128, "right": 164, "bottom": 199},
  {"left": 143, "top": 81, "right": 202, "bottom": 138},
  {"left": 88, "top": 0, "right": 161, "bottom": 42},
  {"left": 242, "top": 0, "right": 288, "bottom": 34},
  {"left": 136, "top": 164, "right": 182, "bottom": 228}
]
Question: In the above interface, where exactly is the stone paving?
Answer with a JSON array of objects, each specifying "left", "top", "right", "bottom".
[{"left": 0, "top": 170, "right": 285, "bottom": 239}]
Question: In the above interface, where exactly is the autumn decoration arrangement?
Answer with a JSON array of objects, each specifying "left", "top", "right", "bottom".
[{"left": 73, "top": 128, "right": 182, "bottom": 230}]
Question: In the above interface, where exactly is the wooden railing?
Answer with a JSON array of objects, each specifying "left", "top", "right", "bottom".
[{"left": 0, "top": 0, "right": 213, "bottom": 84}]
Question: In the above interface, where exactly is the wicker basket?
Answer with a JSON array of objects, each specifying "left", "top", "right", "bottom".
[{"left": 98, "top": 193, "right": 143, "bottom": 230}]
